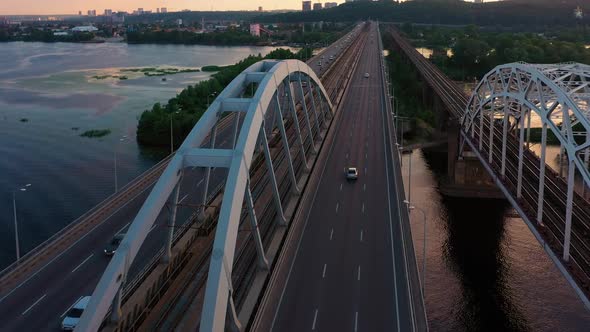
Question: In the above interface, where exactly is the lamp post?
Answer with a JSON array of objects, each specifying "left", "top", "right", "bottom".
[
  {"left": 13, "top": 183, "right": 31, "bottom": 264},
  {"left": 114, "top": 137, "right": 126, "bottom": 193},
  {"left": 170, "top": 111, "right": 180, "bottom": 155},
  {"left": 404, "top": 200, "right": 427, "bottom": 296},
  {"left": 206, "top": 92, "right": 217, "bottom": 108}
]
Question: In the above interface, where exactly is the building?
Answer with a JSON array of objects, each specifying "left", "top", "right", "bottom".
[
  {"left": 137, "top": 8, "right": 144, "bottom": 15},
  {"left": 474, "top": 0, "right": 484, "bottom": 3},
  {"left": 258, "top": 6, "right": 263, "bottom": 12},
  {"left": 302, "top": 1, "right": 312, "bottom": 12},
  {"left": 250, "top": 23, "right": 261, "bottom": 37},
  {"left": 313, "top": 2, "right": 323, "bottom": 10},
  {"left": 325, "top": 2, "right": 338, "bottom": 8},
  {"left": 78, "top": 11, "right": 82, "bottom": 16},
  {"left": 161, "top": 7, "right": 168, "bottom": 13},
  {"left": 104, "top": 9, "right": 113, "bottom": 16},
  {"left": 72, "top": 25, "right": 98, "bottom": 32},
  {"left": 156, "top": 8, "right": 160, "bottom": 13},
  {"left": 87, "top": 10, "right": 96, "bottom": 16},
  {"left": 176, "top": 19, "right": 183, "bottom": 26}
]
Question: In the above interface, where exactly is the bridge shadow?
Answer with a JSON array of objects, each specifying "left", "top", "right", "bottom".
[{"left": 422, "top": 146, "right": 530, "bottom": 332}]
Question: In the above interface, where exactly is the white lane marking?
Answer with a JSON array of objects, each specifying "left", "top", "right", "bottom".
[
  {"left": 0, "top": 181, "right": 154, "bottom": 305},
  {"left": 178, "top": 193, "right": 189, "bottom": 204},
  {"left": 71, "top": 254, "right": 94, "bottom": 273},
  {"left": 360, "top": 230, "right": 364, "bottom": 242},
  {"left": 322, "top": 264, "right": 327, "bottom": 278},
  {"left": 60, "top": 295, "right": 83, "bottom": 317},
  {"left": 149, "top": 223, "right": 158, "bottom": 232},
  {"left": 346, "top": 153, "right": 349, "bottom": 159},
  {"left": 357, "top": 265, "right": 361, "bottom": 281},
  {"left": 364, "top": 167, "right": 367, "bottom": 175},
  {"left": 335, "top": 202, "right": 339, "bottom": 213},
  {"left": 365, "top": 153, "right": 368, "bottom": 159},
  {"left": 355, "top": 311, "right": 359, "bottom": 332},
  {"left": 363, "top": 183, "right": 366, "bottom": 191},
  {"left": 330, "top": 228, "right": 334, "bottom": 240},
  {"left": 196, "top": 179, "right": 204, "bottom": 187},
  {"left": 21, "top": 294, "right": 46, "bottom": 316},
  {"left": 312, "top": 309, "right": 319, "bottom": 330},
  {"left": 116, "top": 222, "right": 130, "bottom": 236},
  {"left": 362, "top": 203, "right": 365, "bottom": 214},
  {"left": 340, "top": 183, "right": 343, "bottom": 191}
]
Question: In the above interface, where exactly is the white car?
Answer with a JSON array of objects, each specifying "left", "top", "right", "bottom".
[
  {"left": 346, "top": 167, "right": 359, "bottom": 180},
  {"left": 61, "top": 296, "right": 91, "bottom": 330},
  {"left": 364, "top": 73, "right": 370, "bottom": 78}
]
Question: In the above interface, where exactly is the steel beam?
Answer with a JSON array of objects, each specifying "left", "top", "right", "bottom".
[
  {"left": 488, "top": 106, "right": 494, "bottom": 164},
  {"left": 163, "top": 180, "right": 181, "bottom": 263},
  {"left": 297, "top": 77, "right": 318, "bottom": 154},
  {"left": 517, "top": 114, "right": 525, "bottom": 198},
  {"left": 259, "top": 126, "right": 287, "bottom": 226},
  {"left": 286, "top": 78, "right": 310, "bottom": 171},
  {"left": 306, "top": 76, "right": 323, "bottom": 137},
  {"left": 501, "top": 108, "right": 508, "bottom": 177},
  {"left": 245, "top": 178, "right": 269, "bottom": 269},
  {"left": 201, "top": 119, "right": 218, "bottom": 219},
  {"left": 564, "top": 160, "right": 575, "bottom": 261},
  {"left": 275, "top": 94, "right": 300, "bottom": 194},
  {"left": 537, "top": 123, "right": 547, "bottom": 224}
]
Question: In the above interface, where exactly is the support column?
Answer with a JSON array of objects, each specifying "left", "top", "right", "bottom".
[
  {"left": 260, "top": 126, "right": 287, "bottom": 226},
  {"left": 232, "top": 112, "right": 240, "bottom": 148},
  {"left": 517, "top": 114, "right": 525, "bottom": 198},
  {"left": 163, "top": 180, "right": 181, "bottom": 263},
  {"left": 584, "top": 131, "right": 590, "bottom": 198},
  {"left": 501, "top": 111, "right": 508, "bottom": 177},
  {"left": 287, "top": 79, "right": 310, "bottom": 172},
  {"left": 526, "top": 109, "right": 532, "bottom": 149},
  {"left": 275, "top": 94, "right": 300, "bottom": 194},
  {"left": 200, "top": 118, "right": 218, "bottom": 219},
  {"left": 563, "top": 159, "right": 575, "bottom": 261},
  {"left": 306, "top": 77, "right": 322, "bottom": 137},
  {"left": 488, "top": 106, "right": 494, "bottom": 164},
  {"left": 314, "top": 85, "right": 327, "bottom": 128},
  {"left": 479, "top": 110, "right": 484, "bottom": 151},
  {"left": 245, "top": 178, "right": 269, "bottom": 269},
  {"left": 296, "top": 77, "right": 318, "bottom": 154},
  {"left": 226, "top": 292, "right": 242, "bottom": 332},
  {"left": 559, "top": 143, "right": 565, "bottom": 178},
  {"left": 537, "top": 123, "right": 547, "bottom": 225}
]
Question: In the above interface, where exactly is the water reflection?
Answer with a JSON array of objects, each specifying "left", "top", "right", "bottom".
[{"left": 403, "top": 146, "right": 590, "bottom": 331}]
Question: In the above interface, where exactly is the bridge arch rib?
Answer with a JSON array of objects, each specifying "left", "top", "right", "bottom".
[
  {"left": 76, "top": 59, "right": 333, "bottom": 331},
  {"left": 460, "top": 62, "right": 590, "bottom": 298}
]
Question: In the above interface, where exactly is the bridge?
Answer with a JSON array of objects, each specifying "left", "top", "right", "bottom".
[{"left": 1, "top": 20, "right": 588, "bottom": 332}]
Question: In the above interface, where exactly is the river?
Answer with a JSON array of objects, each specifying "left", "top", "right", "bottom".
[
  {"left": 0, "top": 42, "right": 288, "bottom": 269},
  {"left": 402, "top": 146, "right": 590, "bottom": 330}
]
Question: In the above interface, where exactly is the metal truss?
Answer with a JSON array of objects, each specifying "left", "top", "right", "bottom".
[
  {"left": 461, "top": 62, "right": 590, "bottom": 263},
  {"left": 76, "top": 59, "right": 333, "bottom": 332}
]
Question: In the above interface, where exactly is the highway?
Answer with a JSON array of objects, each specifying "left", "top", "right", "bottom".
[
  {"left": 0, "top": 26, "right": 362, "bottom": 331},
  {"left": 272, "top": 23, "right": 415, "bottom": 332}
]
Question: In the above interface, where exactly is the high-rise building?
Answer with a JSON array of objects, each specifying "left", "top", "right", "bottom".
[
  {"left": 137, "top": 8, "right": 144, "bottom": 15},
  {"left": 156, "top": 8, "right": 160, "bottom": 13},
  {"left": 325, "top": 2, "right": 338, "bottom": 8},
  {"left": 78, "top": 11, "right": 82, "bottom": 16},
  {"left": 87, "top": 10, "right": 96, "bottom": 16},
  {"left": 161, "top": 7, "right": 168, "bottom": 13},
  {"left": 258, "top": 6, "right": 263, "bottom": 12},
  {"left": 313, "top": 2, "right": 323, "bottom": 10},
  {"left": 302, "top": 1, "right": 312, "bottom": 12},
  {"left": 104, "top": 9, "right": 113, "bottom": 16}
]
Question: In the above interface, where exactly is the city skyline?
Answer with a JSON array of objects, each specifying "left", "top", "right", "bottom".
[{"left": 0, "top": 0, "right": 484, "bottom": 15}]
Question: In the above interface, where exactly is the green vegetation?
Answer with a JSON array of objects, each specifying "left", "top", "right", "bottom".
[
  {"left": 398, "top": 24, "right": 590, "bottom": 81},
  {"left": 137, "top": 48, "right": 309, "bottom": 148},
  {"left": 201, "top": 65, "right": 232, "bottom": 72},
  {"left": 127, "top": 30, "right": 259, "bottom": 45},
  {"left": 0, "top": 29, "right": 94, "bottom": 43},
  {"left": 80, "top": 129, "right": 111, "bottom": 138}
]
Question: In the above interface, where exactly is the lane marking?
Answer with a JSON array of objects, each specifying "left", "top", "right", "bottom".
[
  {"left": 335, "top": 202, "right": 339, "bottom": 213},
  {"left": 330, "top": 228, "right": 334, "bottom": 240},
  {"left": 340, "top": 183, "right": 343, "bottom": 191},
  {"left": 312, "top": 309, "right": 319, "bottom": 330},
  {"left": 360, "top": 230, "right": 364, "bottom": 242},
  {"left": 178, "top": 193, "right": 189, "bottom": 204},
  {"left": 149, "top": 223, "right": 158, "bottom": 232},
  {"left": 355, "top": 311, "right": 359, "bottom": 332},
  {"left": 196, "top": 179, "right": 204, "bottom": 187},
  {"left": 362, "top": 203, "right": 365, "bottom": 214},
  {"left": 116, "top": 222, "right": 130, "bottom": 236},
  {"left": 363, "top": 183, "right": 366, "bottom": 191},
  {"left": 364, "top": 167, "right": 367, "bottom": 175},
  {"left": 365, "top": 153, "right": 368, "bottom": 159},
  {"left": 358, "top": 265, "right": 361, "bottom": 281},
  {"left": 71, "top": 254, "right": 94, "bottom": 273},
  {"left": 322, "top": 264, "right": 327, "bottom": 278},
  {"left": 21, "top": 294, "right": 46, "bottom": 316}
]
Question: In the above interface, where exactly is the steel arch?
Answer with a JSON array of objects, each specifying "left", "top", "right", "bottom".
[
  {"left": 462, "top": 62, "right": 590, "bottom": 187},
  {"left": 75, "top": 59, "right": 332, "bottom": 332}
]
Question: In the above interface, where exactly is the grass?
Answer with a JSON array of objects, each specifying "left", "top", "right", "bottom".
[{"left": 80, "top": 129, "right": 111, "bottom": 138}]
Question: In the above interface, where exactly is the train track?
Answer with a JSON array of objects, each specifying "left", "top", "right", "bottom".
[{"left": 384, "top": 25, "right": 590, "bottom": 297}]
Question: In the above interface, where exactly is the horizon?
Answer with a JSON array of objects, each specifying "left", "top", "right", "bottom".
[{"left": 0, "top": 0, "right": 482, "bottom": 16}]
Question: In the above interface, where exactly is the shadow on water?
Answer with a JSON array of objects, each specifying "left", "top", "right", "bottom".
[{"left": 422, "top": 146, "right": 530, "bottom": 331}]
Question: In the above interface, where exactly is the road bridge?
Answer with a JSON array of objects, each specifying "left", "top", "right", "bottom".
[{"left": 384, "top": 25, "right": 590, "bottom": 309}]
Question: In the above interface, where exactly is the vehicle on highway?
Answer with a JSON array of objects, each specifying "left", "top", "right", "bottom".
[
  {"left": 364, "top": 73, "right": 370, "bottom": 78},
  {"left": 318, "top": 61, "right": 322, "bottom": 67},
  {"left": 104, "top": 233, "right": 125, "bottom": 256},
  {"left": 61, "top": 296, "right": 91, "bottom": 330},
  {"left": 329, "top": 55, "right": 334, "bottom": 60},
  {"left": 346, "top": 167, "right": 359, "bottom": 180}
]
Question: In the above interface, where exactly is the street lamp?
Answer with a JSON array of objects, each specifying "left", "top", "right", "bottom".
[
  {"left": 404, "top": 200, "right": 427, "bottom": 296},
  {"left": 207, "top": 92, "right": 217, "bottom": 108},
  {"left": 114, "top": 137, "right": 126, "bottom": 193},
  {"left": 170, "top": 111, "right": 180, "bottom": 155},
  {"left": 13, "top": 183, "right": 31, "bottom": 263}
]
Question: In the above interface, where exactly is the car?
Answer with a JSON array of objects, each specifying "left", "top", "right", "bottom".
[
  {"left": 346, "top": 167, "right": 359, "bottom": 180},
  {"left": 104, "top": 233, "right": 125, "bottom": 256},
  {"left": 61, "top": 296, "right": 91, "bottom": 331},
  {"left": 364, "top": 73, "right": 370, "bottom": 78},
  {"left": 329, "top": 56, "right": 334, "bottom": 60}
]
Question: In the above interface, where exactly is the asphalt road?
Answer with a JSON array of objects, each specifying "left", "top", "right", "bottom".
[
  {"left": 272, "top": 23, "right": 415, "bottom": 332},
  {"left": 0, "top": 25, "right": 363, "bottom": 331}
]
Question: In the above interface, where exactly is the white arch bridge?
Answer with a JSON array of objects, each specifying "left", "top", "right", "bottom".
[
  {"left": 76, "top": 59, "right": 334, "bottom": 331},
  {"left": 460, "top": 62, "right": 590, "bottom": 307}
]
